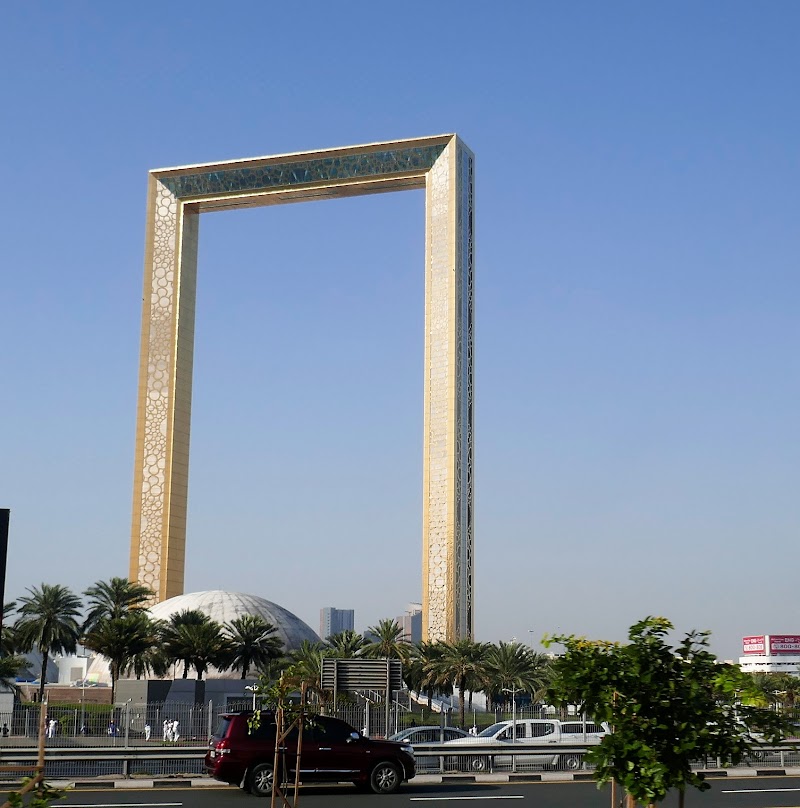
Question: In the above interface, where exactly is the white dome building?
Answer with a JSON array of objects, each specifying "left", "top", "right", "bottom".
[
  {"left": 85, "top": 590, "right": 319, "bottom": 684},
  {"left": 148, "top": 590, "right": 320, "bottom": 651}
]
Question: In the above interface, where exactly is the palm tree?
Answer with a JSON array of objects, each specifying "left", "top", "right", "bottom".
[
  {"left": 82, "top": 611, "right": 158, "bottom": 702},
  {"left": 430, "top": 638, "right": 491, "bottom": 728},
  {"left": 122, "top": 619, "right": 169, "bottom": 680},
  {"left": 225, "top": 615, "right": 284, "bottom": 679},
  {"left": 14, "top": 584, "right": 82, "bottom": 703},
  {"left": 326, "top": 629, "right": 366, "bottom": 658},
  {"left": 406, "top": 641, "right": 449, "bottom": 709},
  {"left": 287, "top": 640, "right": 330, "bottom": 704},
  {"left": 82, "top": 577, "right": 153, "bottom": 634},
  {"left": 362, "top": 619, "right": 412, "bottom": 663},
  {"left": 160, "top": 610, "right": 229, "bottom": 679},
  {"left": 1, "top": 601, "right": 17, "bottom": 655},
  {"left": 0, "top": 654, "right": 25, "bottom": 691},
  {"left": 484, "top": 641, "right": 552, "bottom": 708}
]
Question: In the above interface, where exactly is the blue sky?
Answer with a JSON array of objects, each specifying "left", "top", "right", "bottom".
[{"left": 2, "top": 2, "right": 798, "bottom": 660}]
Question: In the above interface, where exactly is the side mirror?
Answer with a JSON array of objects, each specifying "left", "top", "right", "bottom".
[{"left": 348, "top": 731, "right": 361, "bottom": 743}]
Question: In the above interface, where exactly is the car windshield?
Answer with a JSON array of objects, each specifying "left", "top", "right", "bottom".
[{"left": 478, "top": 722, "right": 509, "bottom": 738}]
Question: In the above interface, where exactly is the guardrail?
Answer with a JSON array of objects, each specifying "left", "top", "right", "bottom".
[
  {"left": 0, "top": 742, "right": 797, "bottom": 783},
  {"left": 0, "top": 746, "right": 207, "bottom": 780},
  {"left": 409, "top": 742, "right": 800, "bottom": 774}
]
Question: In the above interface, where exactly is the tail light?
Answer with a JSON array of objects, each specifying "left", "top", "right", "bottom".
[{"left": 210, "top": 738, "right": 231, "bottom": 758}]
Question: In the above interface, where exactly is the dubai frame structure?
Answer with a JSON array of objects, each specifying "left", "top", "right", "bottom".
[{"left": 129, "top": 134, "right": 474, "bottom": 642}]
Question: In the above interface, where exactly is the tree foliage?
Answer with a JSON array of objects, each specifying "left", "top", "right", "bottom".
[
  {"left": 82, "top": 577, "right": 153, "bottom": 635},
  {"left": 14, "top": 584, "right": 82, "bottom": 704},
  {"left": 82, "top": 611, "right": 158, "bottom": 702},
  {"left": 545, "top": 617, "right": 792, "bottom": 807},
  {"left": 362, "top": 619, "right": 412, "bottom": 663},
  {"left": 224, "top": 614, "right": 283, "bottom": 679}
]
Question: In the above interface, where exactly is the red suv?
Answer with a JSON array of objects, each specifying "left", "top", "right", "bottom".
[{"left": 205, "top": 711, "right": 416, "bottom": 795}]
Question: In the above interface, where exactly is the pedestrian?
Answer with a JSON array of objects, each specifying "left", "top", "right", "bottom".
[
  {"left": 1, "top": 724, "right": 8, "bottom": 738},
  {"left": 171, "top": 719, "right": 180, "bottom": 743},
  {"left": 144, "top": 722, "right": 151, "bottom": 741},
  {"left": 47, "top": 719, "right": 57, "bottom": 739},
  {"left": 163, "top": 719, "right": 170, "bottom": 742},
  {"left": 107, "top": 720, "right": 117, "bottom": 737}
]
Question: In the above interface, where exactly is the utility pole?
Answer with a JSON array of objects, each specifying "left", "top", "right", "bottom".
[{"left": 0, "top": 510, "right": 9, "bottom": 640}]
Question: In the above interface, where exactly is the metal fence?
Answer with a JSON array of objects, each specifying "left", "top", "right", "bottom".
[
  {"left": 0, "top": 698, "right": 423, "bottom": 749},
  {"left": 1, "top": 698, "right": 796, "bottom": 779}
]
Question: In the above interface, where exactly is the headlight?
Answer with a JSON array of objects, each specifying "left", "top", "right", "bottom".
[{"left": 401, "top": 744, "right": 415, "bottom": 756}]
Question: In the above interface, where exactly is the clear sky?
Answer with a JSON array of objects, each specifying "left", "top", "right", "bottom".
[{"left": 2, "top": 2, "right": 798, "bottom": 661}]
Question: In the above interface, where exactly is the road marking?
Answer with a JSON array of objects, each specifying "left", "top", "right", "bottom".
[
  {"left": 721, "top": 787, "right": 800, "bottom": 793},
  {"left": 410, "top": 800, "right": 523, "bottom": 803},
  {"left": 67, "top": 803, "right": 182, "bottom": 807}
]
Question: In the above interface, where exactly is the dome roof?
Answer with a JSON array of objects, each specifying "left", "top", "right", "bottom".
[
  {"left": 148, "top": 590, "right": 320, "bottom": 651},
  {"left": 84, "top": 590, "right": 320, "bottom": 684}
]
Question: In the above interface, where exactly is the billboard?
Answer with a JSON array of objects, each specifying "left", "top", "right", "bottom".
[
  {"left": 769, "top": 635, "right": 800, "bottom": 654},
  {"left": 742, "top": 636, "right": 766, "bottom": 654},
  {"left": 742, "top": 635, "right": 800, "bottom": 655}
]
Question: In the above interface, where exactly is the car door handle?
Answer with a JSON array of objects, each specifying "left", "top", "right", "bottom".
[{"left": 319, "top": 747, "right": 331, "bottom": 751}]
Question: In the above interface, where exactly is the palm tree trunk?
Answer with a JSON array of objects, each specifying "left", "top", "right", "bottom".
[
  {"left": 38, "top": 653, "right": 48, "bottom": 704},
  {"left": 110, "top": 662, "right": 119, "bottom": 705},
  {"left": 459, "top": 677, "right": 467, "bottom": 728}
]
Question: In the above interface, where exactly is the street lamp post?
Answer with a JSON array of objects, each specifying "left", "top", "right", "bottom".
[
  {"left": 244, "top": 685, "right": 259, "bottom": 711},
  {"left": 501, "top": 685, "right": 519, "bottom": 773}
]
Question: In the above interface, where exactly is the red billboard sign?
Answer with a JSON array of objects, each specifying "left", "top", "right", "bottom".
[
  {"left": 769, "top": 635, "right": 800, "bottom": 654},
  {"left": 742, "top": 635, "right": 766, "bottom": 655}
]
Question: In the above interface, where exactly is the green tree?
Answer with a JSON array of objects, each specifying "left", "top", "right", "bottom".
[
  {"left": 82, "top": 611, "right": 158, "bottom": 702},
  {"left": 362, "top": 619, "right": 412, "bottom": 663},
  {"left": 82, "top": 577, "right": 153, "bottom": 634},
  {"left": 225, "top": 615, "right": 284, "bottom": 679},
  {"left": 430, "top": 638, "right": 491, "bottom": 728},
  {"left": 1, "top": 601, "right": 17, "bottom": 655},
  {"left": 326, "top": 629, "right": 366, "bottom": 658},
  {"left": 546, "top": 617, "right": 791, "bottom": 808},
  {"left": 14, "top": 584, "right": 82, "bottom": 703},
  {"left": 0, "top": 654, "right": 26, "bottom": 691},
  {"left": 406, "top": 641, "right": 449, "bottom": 710},
  {"left": 287, "top": 640, "right": 330, "bottom": 704},
  {"left": 485, "top": 641, "right": 552, "bottom": 708},
  {"left": 160, "top": 610, "right": 229, "bottom": 680}
]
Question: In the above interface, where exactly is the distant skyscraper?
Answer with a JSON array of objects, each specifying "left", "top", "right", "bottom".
[
  {"left": 397, "top": 603, "right": 423, "bottom": 644},
  {"left": 320, "top": 607, "right": 355, "bottom": 640}
]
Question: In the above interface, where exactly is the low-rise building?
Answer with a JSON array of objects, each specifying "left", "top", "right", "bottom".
[{"left": 738, "top": 634, "right": 800, "bottom": 676}]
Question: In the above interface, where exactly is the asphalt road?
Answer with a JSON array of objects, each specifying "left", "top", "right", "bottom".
[{"left": 3, "top": 776, "right": 800, "bottom": 808}]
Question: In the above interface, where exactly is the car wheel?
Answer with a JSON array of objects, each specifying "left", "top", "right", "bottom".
[
  {"left": 370, "top": 761, "right": 401, "bottom": 794},
  {"left": 470, "top": 756, "right": 489, "bottom": 772},
  {"left": 248, "top": 762, "right": 274, "bottom": 797},
  {"left": 559, "top": 754, "right": 582, "bottom": 771}
]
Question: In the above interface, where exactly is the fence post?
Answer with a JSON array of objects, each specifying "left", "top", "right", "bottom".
[
  {"left": 207, "top": 700, "right": 213, "bottom": 741},
  {"left": 124, "top": 702, "right": 130, "bottom": 748}
]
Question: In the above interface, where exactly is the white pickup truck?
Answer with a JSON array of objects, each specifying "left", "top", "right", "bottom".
[{"left": 443, "top": 718, "right": 609, "bottom": 771}]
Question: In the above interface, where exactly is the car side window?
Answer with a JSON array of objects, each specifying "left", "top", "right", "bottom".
[
  {"left": 531, "top": 722, "right": 555, "bottom": 737},
  {"left": 309, "top": 717, "right": 353, "bottom": 743},
  {"left": 250, "top": 720, "right": 277, "bottom": 740}
]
